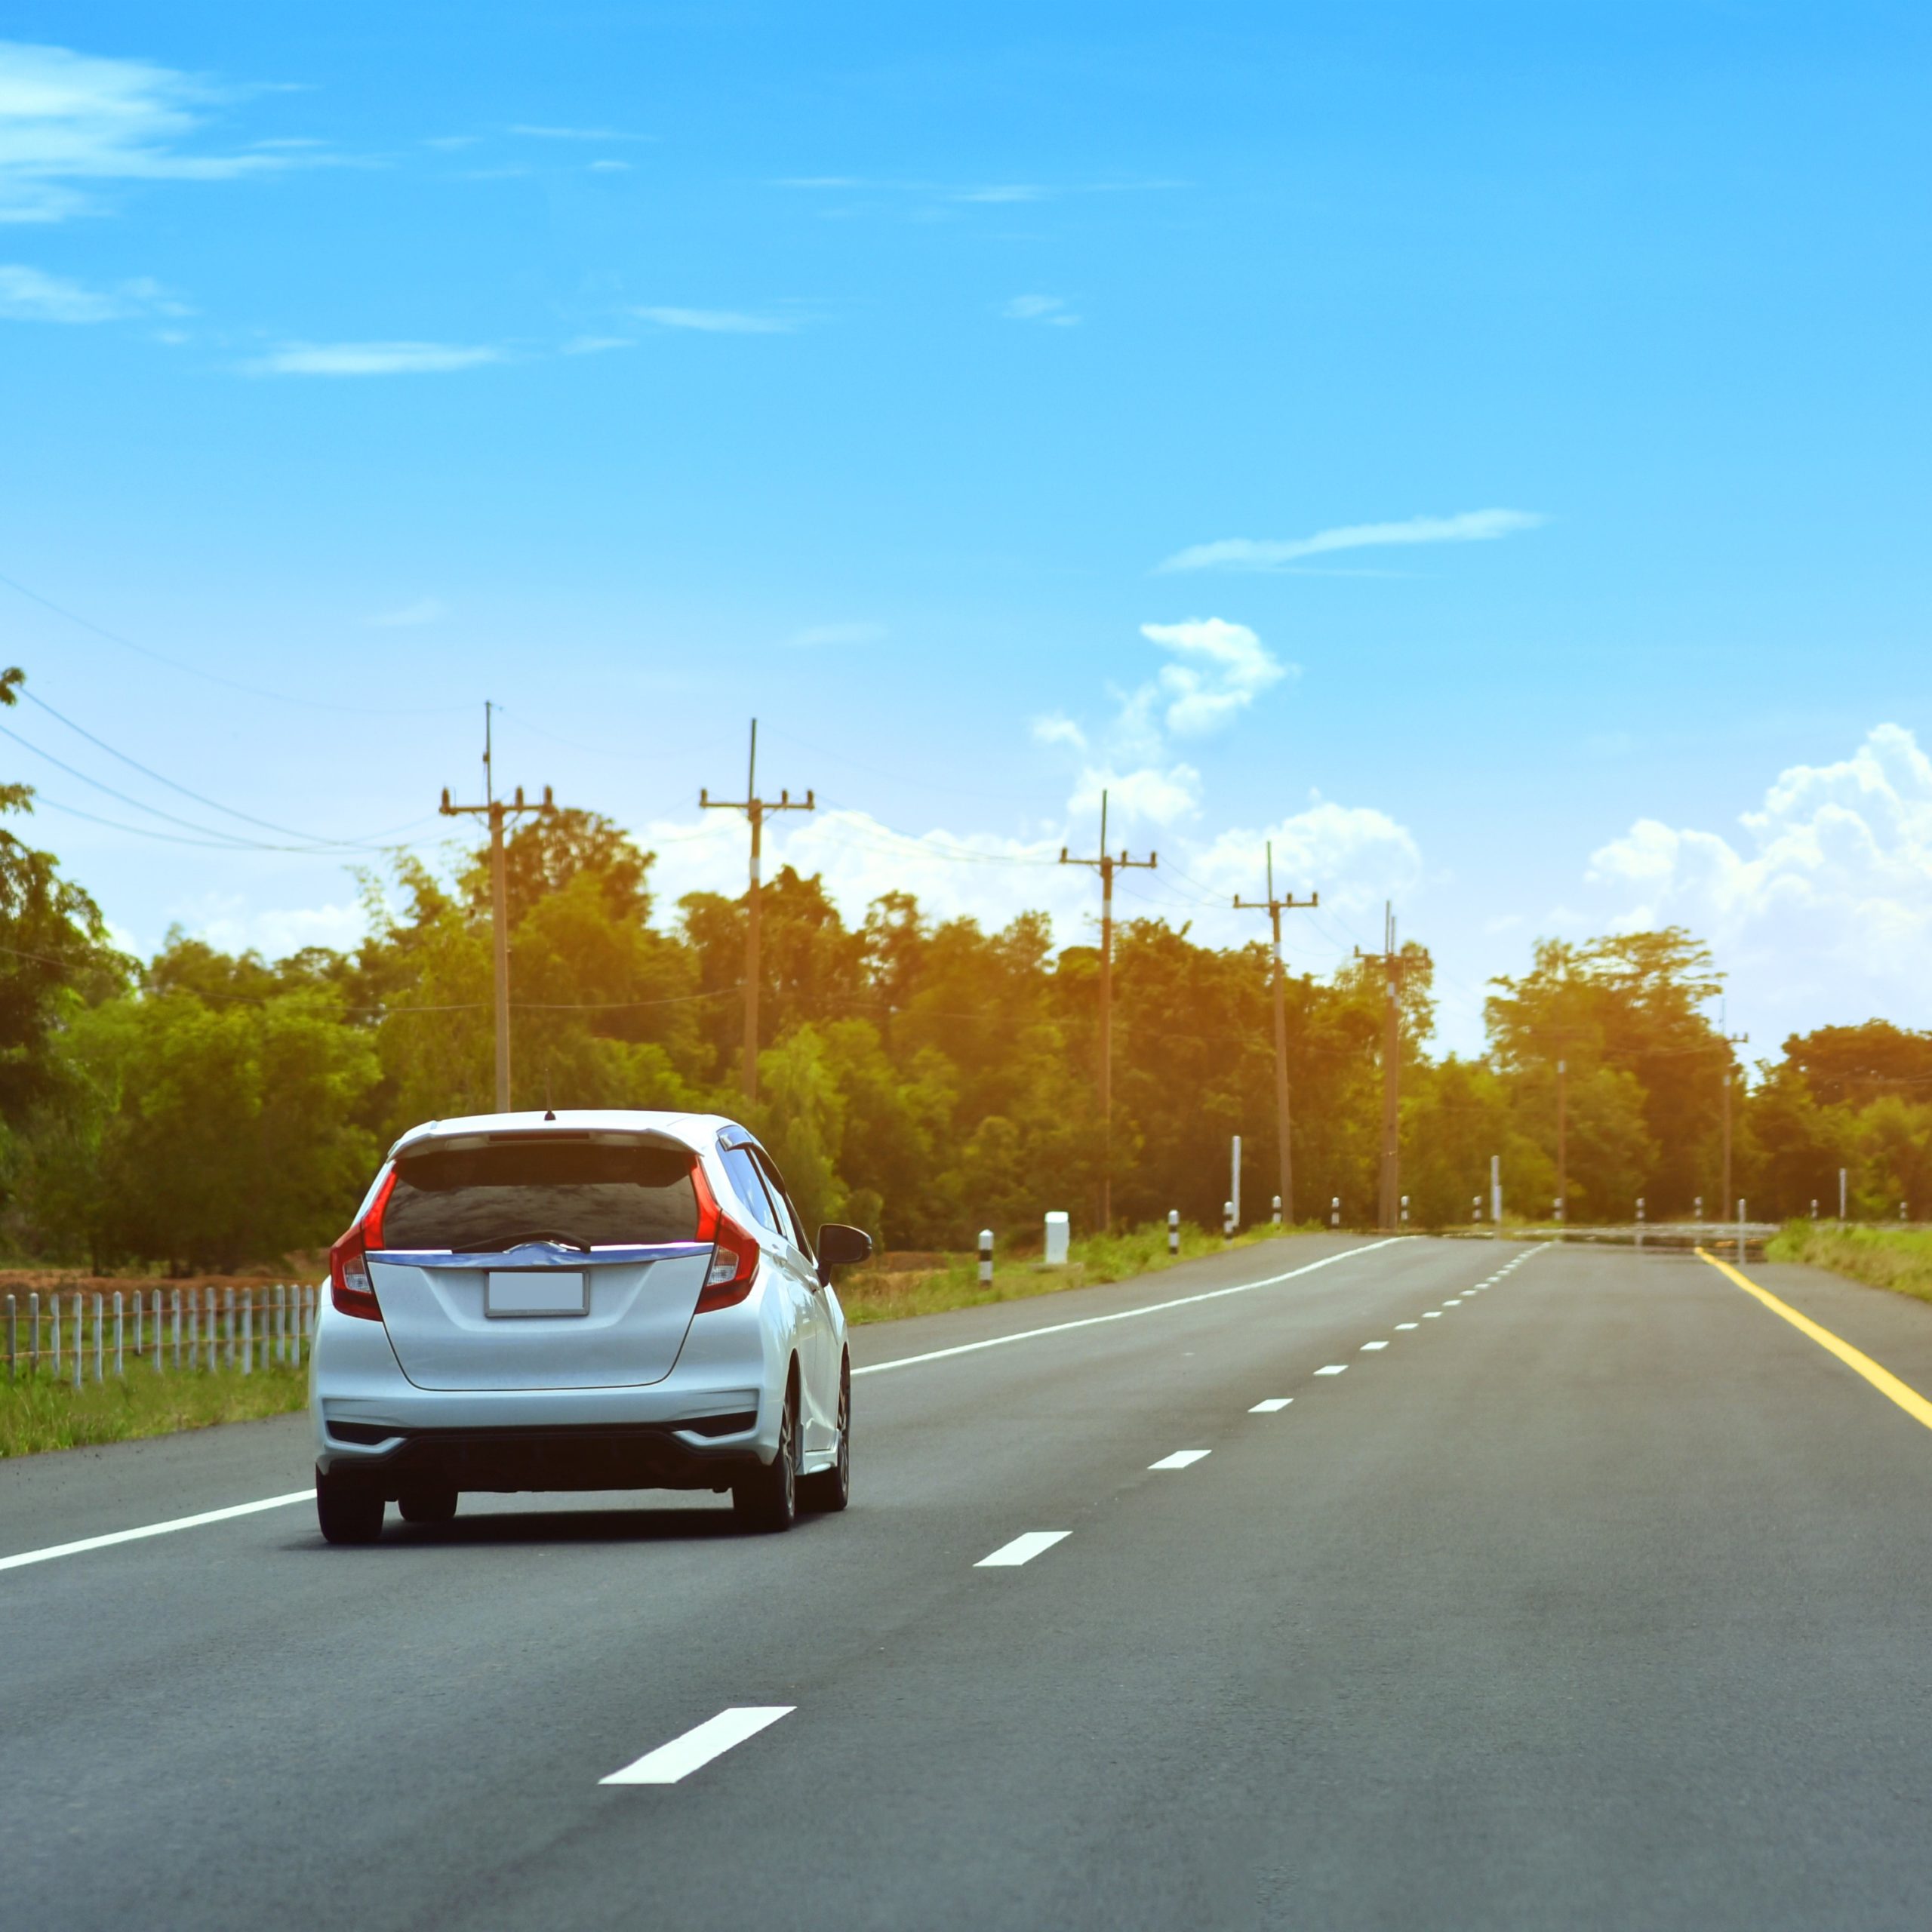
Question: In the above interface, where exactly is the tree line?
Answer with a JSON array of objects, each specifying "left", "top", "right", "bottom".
[{"left": 4, "top": 774, "right": 1927, "bottom": 1272}]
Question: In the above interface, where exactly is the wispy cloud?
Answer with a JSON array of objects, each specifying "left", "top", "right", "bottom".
[
  {"left": 0, "top": 40, "right": 318, "bottom": 223},
  {"left": 244, "top": 340, "right": 506, "bottom": 377},
  {"left": 786, "top": 622, "right": 885, "bottom": 648},
  {"left": 561, "top": 334, "right": 632, "bottom": 356},
  {"left": 508, "top": 124, "right": 651, "bottom": 143},
  {"left": 0, "top": 262, "right": 187, "bottom": 321},
  {"left": 1158, "top": 508, "right": 1548, "bottom": 574},
  {"left": 368, "top": 596, "right": 447, "bottom": 628},
  {"left": 587, "top": 158, "right": 631, "bottom": 173},
  {"left": 634, "top": 306, "right": 794, "bottom": 335},
  {"left": 1001, "top": 293, "right": 1078, "bottom": 328},
  {"left": 955, "top": 184, "right": 1046, "bottom": 204},
  {"left": 1137, "top": 618, "right": 1290, "bottom": 737}
]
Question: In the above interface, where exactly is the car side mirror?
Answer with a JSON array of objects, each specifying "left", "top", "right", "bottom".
[{"left": 815, "top": 1222, "right": 872, "bottom": 1286}]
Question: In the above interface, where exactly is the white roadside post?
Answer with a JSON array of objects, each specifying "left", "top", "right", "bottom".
[
  {"left": 1223, "top": 1200, "right": 1235, "bottom": 1241},
  {"left": 1272, "top": 1193, "right": 1282, "bottom": 1227},
  {"left": 1490, "top": 1154, "right": 1502, "bottom": 1237},
  {"left": 1636, "top": 1197, "right": 1645, "bottom": 1253},
  {"left": 1330, "top": 1196, "right": 1340, "bottom": 1230},
  {"left": 92, "top": 1293, "right": 103, "bottom": 1383},
  {"left": 50, "top": 1291, "right": 60, "bottom": 1380},
  {"left": 132, "top": 1289, "right": 142, "bottom": 1364},
  {"left": 1839, "top": 1168, "right": 1847, "bottom": 1221},
  {"left": 1737, "top": 1197, "right": 1746, "bottom": 1268},
  {"left": 1230, "top": 1135, "right": 1241, "bottom": 1232},
  {"left": 113, "top": 1291, "right": 124, "bottom": 1378},
  {"left": 1400, "top": 1194, "right": 1409, "bottom": 1229},
  {"left": 71, "top": 1294, "right": 82, "bottom": 1389},
  {"left": 1694, "top": 1194, "right": 1703, "bottom": 1225},
  {"left": 205, "top": 1287, "right": 216, "bottom": 1373},
  {"left": 1044, "top": 1211, "right": 1070, "bottom": 1267},
  {"left": 29, "top": 1291, "right": 39, "bottom": 1377},
  {"left": 241, "top": 1292, "right": 253, "bottom": 1377},
  {"left": 1810, "top": 1198, "right": 1818, "bottom": 1220},
  {"left": 1472, "top": 1194, "right": 1480, "bottom": 1226},
  {"left": 223, "top": 1287, "right": 233, "bottom": 1372},
  {"left": 977, "top": 1230, "right": 994, "bottom": 1287},
  {"left": 154, "top": 1291, "right": 165, "bottom": 1374},
  {"left": 1167, "top": 1208, "right": 1180, "bottom": 1257}
]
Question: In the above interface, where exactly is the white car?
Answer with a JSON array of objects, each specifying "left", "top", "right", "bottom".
[{"left": 309, "top": 1109, "right": 866, "bottom": 1543}]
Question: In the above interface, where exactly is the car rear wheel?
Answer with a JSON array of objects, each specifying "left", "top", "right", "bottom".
[
  {"left": 398, "top": 1482, "right": 458, "bottom": 1526},
  {"left": 733, "top": 1376, "right": 798, "bottom": 1533},
  {"left": 316, "top": 1469, "right": 385, "bottom": 1545},
  {"left": 799, "top": 1356, "right": 850, "bottom": 1513}
]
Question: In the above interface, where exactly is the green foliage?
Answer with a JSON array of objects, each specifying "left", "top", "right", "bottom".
[{"left": 1765, "top": 1220, "right": 1932, "bottom": 1306}]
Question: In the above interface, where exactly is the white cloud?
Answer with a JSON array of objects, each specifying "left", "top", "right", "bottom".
[
  {"left": 1069, "top": 763, "right": 1203, "bottom": 827},
  {"left": 1138, "top": 617, "right": 1290, "bottom": 736},
  {"left": 183, "top": 894, "right": 368, "bottom": 958},
  {"left": 243, "top": 340, "right": 506, "bottom": 377},
  {"left": 561, "top": 334, "right": 632, "bottom": 355},
  {"left": 0, "top": 261, "right": 185, "bottom": 320},
  {"left": 786, "top": 622, "right": 885, "bottom": 648},
  {"left": 634, "top": 306, "right": 794, "bottom": 334},
  {"left": 0, "top": 39, "right": 310, "bottom": 223},
  {"left": 1001, "top": 293, "right": 1078, "bottom": 327},
  {"left": 1584, "top": 724, "right": 1932, "bottom": 1032},
  {"left": 509, "top": 124, "right": 650, "bottom": 143},
  {"left": 1030, "top": 712, "right": 1087, "bottom": 753},
  {"left": 368, "top": 597, "right": 446, "bottom": 628},
  {"left": 587, "top": 158, "right": 631, "bottom": 173},
  {"left": 1190, "top": 802, "right": 1426, "bottom": 923},
  {"left": 1158, "top": 508, "right": 1547, "bottom": 574},
  {"left": 960, "top": 184, "right": 1047, "bottom": 204}
]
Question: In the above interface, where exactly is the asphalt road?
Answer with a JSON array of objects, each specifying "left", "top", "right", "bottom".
[{"left": 5, "top": 1232, "right": 1932, "bottom": 1931}]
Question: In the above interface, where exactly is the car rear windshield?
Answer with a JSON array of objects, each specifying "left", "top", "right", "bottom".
[{"left": 381, "top": 1139, "right": 700, "bottom": 1251}]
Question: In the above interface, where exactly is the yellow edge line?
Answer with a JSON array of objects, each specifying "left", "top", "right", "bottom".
[{"left": 1696, "top": 1246, "right": 1932, "bottom": 1433}]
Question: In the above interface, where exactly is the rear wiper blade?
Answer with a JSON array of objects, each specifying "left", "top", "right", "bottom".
[{"left": 451, "top": 1232, "right": 593, "bottom": 1254}]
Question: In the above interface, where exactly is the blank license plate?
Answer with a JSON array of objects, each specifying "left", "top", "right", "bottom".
[{"left": 485, "top": 1271, "right": 589, "bottom": 1318}]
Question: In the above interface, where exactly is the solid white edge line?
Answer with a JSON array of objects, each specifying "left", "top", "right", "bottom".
[
  {"left": 852, "top": 1237, "right": 1407, "bottom": 1378},
  {"left": 0, "top": 1490, "right": 315, "bottom": 1575},
  {"left": 601, "top": 1706, "right": 795, "bottom": 1786},
  {"left": 1149, "top": 1449, "right": 1212, "bottom": 1470},
  {"left": 1248, "top": 1398, "right": 1293, "bottom": 1413},
  {"left": 976, "top": 1530, "right": 1071, "bottom": 1567}
]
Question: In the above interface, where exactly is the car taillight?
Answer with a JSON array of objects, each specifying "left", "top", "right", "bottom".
[
  {"left": 693, "top": 1161, "right": 759, "bottom": 1312},
  {"left": 329, "top": 1171, "right": 394, "bottom": 1322}
]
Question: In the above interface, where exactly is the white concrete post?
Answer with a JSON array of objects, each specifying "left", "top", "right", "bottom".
[
  {"left": 92, "top": 1293, "right": 103, "bottom": 1383},
  {"left": 132, "top": 1289, "right": 142, "bottom": 1363},
  {"left": 72, "top": 1294, "right": 82, "bottom": 1389},
  {"left": 977, "top": 1230, "right": 994, "bottom": 1287},
  {"left": 1167, "top": 1209, "right": 1180, "bottom": 1257},
  {"left": 1810, "top": 1199, "right": 1817, "bottom": 1220},
  {"left": 113, "top": 1291, "right": 124, "bottom": 1378},
  {"left": 186, "top": 1292, "right": 197, "bottom": 1371},
  {"left": 1737, "top": 1197, "right": 1746, "bottom": 1268},
  {"left": 1043, "top": 1211, "right": 1070, "bottom": 1266},
  {"left": 1490, "top": 1153, "right": 1502, "bottom": 1233},
  {"left": 1838, "top": 1168, "right": 1847, "bottom": 1220},
  {"left": 154, "top": 1291, "right": 165, "bottom": 1373},
  {"left": 223, "top": 1287, "right": 234, "bottom": 1372},
  {"left": 205, "top": 1287, "right": 216, "bottom": 1373},
  {"left": 1330, "top": 1196, "right": 1340, "bottom": 1230},
  {"left": 1472, "top": 1195, "right": 1480, "bottom": 1225},
  {"left": 241, "top": 1293, "right": 253, "bottom": 1377},
  {"left": 1400, "top": 1194, "right": 1409, "bottom": 1229},
  {"left": 1230, "top": 1135, "right": 1241, "bottom": 1232},
  {"left": 1636, "top": 1198, "right": 1644, "bottom": 1252},
  {"left": 1223, "top": 1200, "right": 1235, "bottom": 1240},
  {"left": 1272, "top": 1193, "right": 1282, "bottom": 1227},
  {"left": 29, "top": 1291, "right": 39, "bottom": 1376},
  {"left": 50, "top": 1291, "right": 60, "bottom": 1379}
]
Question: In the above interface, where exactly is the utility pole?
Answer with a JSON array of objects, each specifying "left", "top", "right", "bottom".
[
  {"left": 440, "top": 702, "right": 556, "bottom": 1112},
  {"left": 1356, "top": 904, "right": 1428, "bottom": 1233},
  {"left": 1234, "top": 840, "right": 1318, "bottom": 1226},
  {"left": 1060, "top": 789, "right": 1156, "bottom": 1231},
  {"left": 701, "top": 718, "right": 815, "bottom": 1103},
  {"left": 1556, "top": 1057, "right": 1567, "bottom": 1229},
  {"left": 1718, "top": 1030, "right": 1749, "bottom": 1216}
]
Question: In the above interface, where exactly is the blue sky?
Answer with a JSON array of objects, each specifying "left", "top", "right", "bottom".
[{"left": 3, "top": 4, "right": 1930, "bottom": 1056}]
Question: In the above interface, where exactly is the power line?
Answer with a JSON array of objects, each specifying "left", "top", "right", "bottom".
[{"left": 0, "top": 568, "right": 472, "bottom": 717}]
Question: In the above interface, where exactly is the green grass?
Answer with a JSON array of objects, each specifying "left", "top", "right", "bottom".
[
  {"left": 838, "top": 1218, "right": 1318, "bottom": 1324},
  {"left": 1765, "top": 1221, "right": 1932, "bottom": 1306},
  {"left": 0, "top": 1364, "right": 307, "bottom": 1459}
]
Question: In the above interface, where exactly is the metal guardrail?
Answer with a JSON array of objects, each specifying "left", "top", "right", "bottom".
[{"left": 2, "top": 1284, "right": 321, "bottom": 1386}]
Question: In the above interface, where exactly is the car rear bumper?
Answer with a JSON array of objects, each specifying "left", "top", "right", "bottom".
[{"left": 317, "top": 1419, "right": 765, "bottom": 1497}]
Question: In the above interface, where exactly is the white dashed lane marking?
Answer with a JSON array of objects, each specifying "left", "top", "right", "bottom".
[
  {"left": 1395, "top": 1322, "right": 1418, "bottom": 1330},
  {"left": 1315, "top": 1364, "right": 1348, "bottom": 1376},
  {"left": 1360, "top": 1341, "right": 1388, "bottom": 1351},
  {"left": 1149, "top": 1450, "right": 1212, "bottom": 1470},
  {"left": 601, "top": 1708, "right": 794, "bottom": 1786},
  {"left": 976, "top": 1531, "right": 1070, "bottom": 1568},
  {"left": 1422, "top": 1312, "right": 1441, "bottom": 1318},
  {"left": 1249, "top": 1398, "right": 1293, "bottom": 1414}
]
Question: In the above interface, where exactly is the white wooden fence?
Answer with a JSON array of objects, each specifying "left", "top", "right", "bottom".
[{"left": 2, "top": 1284, "right": 321, "bottom": 1386}]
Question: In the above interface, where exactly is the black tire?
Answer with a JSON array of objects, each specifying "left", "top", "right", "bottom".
[
  {"left": 316, "top": 1469, "right": 385, "bottom": 1545},
  {"left": 799, "top": 1355, "right": 851, "bottom": 1513},
  {"left": 733, "top": 1374, "right": 799, "bottom": 1533},
  {"left": 398, "top": 1482, "right": 458, "bottom": 1526}
]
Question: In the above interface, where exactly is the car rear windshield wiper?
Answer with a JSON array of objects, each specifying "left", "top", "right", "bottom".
[{"left": 450, "top": 1232, "right": 594, "bottom": 1254}]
